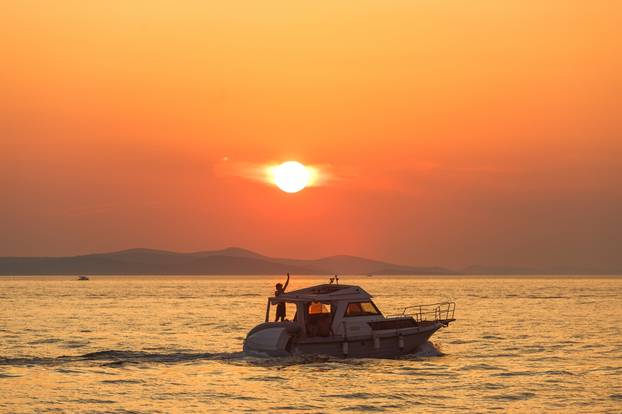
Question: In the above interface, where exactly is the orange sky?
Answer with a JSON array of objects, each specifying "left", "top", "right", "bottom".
[{"left": 1, "top": 1, "right": 621, "bottom": 269}]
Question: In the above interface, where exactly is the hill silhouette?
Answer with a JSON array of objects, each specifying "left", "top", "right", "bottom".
[
  {"left": 0, "top": 248, "right": 618, "bottom": 275},
  {"left": 0, "top": 247, "right": 454, "bottom": 275}
]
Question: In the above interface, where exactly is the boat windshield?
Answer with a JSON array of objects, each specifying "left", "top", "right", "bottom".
[{"left": 345, "top": 301, "right": 381, "bottom": 317}]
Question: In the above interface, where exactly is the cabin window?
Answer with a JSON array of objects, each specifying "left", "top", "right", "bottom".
[
  {"left": 305, "top": 302, "right": 333, "bottom": 337},
  {"left": 307, "top": 301, "right": 331, "bottom": 315},
  {"left": 345, "top": 301, "right": 380, "bottom": 317}
]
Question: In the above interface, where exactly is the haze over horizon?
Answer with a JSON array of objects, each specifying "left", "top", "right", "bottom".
[{"left": 2, "top": 2, "right": 621, "bottom": 270}]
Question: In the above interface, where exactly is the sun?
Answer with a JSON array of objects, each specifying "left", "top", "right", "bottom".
[{"left": 271, "top": 161, "right": 311, "bottom": 193}]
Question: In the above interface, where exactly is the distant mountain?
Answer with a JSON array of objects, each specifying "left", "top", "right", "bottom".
[
  {"left": 189, "top": 247, "right": 268, "bottom": 260},
  {"left": 0, "top": 248, "right": 618, "bottom": 275},
  {"left": 0, "top": 248, "right": 454, "bottom": 275}
]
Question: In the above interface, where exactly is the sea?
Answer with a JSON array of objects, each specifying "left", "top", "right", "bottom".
[{"left": 1, "top": 276, "right": 621, "bottom": 413}]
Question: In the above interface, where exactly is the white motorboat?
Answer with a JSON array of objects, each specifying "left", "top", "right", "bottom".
[{"left": 243, "top": 281, "right": 455, "bottom": 358}]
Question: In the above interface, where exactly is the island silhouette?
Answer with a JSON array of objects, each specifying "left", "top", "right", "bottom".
[{"left": 0, "top": 247, "right": 617, "bottom": 275}]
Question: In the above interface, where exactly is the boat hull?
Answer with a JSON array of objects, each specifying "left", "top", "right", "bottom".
[
  {"left": 243, "top": 322, "right": 444, "bottom": 358},
  {"left": 290, "top": 323, "right": 442, "bottom": 358}
]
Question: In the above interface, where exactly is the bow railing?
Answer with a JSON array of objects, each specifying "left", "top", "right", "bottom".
[{"left": 387, "top": 302, "right": 455, "bottom": 323}]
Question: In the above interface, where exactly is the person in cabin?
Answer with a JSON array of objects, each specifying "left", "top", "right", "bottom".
[{"left": 274, "top": 273, "right": 290, "bottom": 322}]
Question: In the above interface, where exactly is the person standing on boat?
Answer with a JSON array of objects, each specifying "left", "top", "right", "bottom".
[{"left": 274, "top": 273, "right": 290, "bottom": 322}]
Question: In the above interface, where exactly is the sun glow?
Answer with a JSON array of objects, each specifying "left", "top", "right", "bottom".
[{"left": 269, "top": 161, "right": 313, "bottom": 193}]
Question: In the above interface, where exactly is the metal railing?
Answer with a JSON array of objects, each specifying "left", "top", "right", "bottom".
[{"left": 387, "top": 302, "right": 455, "bottom": 323}]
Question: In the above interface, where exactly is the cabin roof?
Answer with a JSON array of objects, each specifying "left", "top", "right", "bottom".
[{"left": 270, "top": 283, "right": 372, "bottom": 302}]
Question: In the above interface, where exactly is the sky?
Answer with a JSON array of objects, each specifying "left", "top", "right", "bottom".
[{"left": 1, "top": 1, "right": 621, "bottom": 269}]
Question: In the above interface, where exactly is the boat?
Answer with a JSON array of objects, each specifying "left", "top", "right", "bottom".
[
  {"left": 77, "top": 275, "right": 90, "bottom": 281},
  {"left": 243, "top": 281, "right": 455, "bottom": 358}
]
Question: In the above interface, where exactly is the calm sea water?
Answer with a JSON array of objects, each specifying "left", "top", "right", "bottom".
[{"left": 1, "top": 276, "right": 621, "bottom": 413}]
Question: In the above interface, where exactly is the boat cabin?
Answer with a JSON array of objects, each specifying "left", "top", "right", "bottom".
[{"left": 266, "top": 284, "right": 385, "bottom": 339}]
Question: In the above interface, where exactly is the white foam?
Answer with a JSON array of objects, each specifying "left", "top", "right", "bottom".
[{"left": 414, "top": 341, "right": 444, "bottom": 357}]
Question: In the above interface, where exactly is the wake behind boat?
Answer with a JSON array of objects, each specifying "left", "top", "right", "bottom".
[{"left": 243, "top": 280, "right": 455, "bottom": 358}]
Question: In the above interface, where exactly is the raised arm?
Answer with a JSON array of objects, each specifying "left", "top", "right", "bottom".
[{"left": 283, "top": 272, "right": 290, "bottom": 291}]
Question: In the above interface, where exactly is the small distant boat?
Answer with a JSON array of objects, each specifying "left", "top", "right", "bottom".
[
  {"left": 243, "top": 280, "right": 455, "bottom": 358},
  {"left": 77, "top": 275, "right": 90, "bottom": 281}
]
